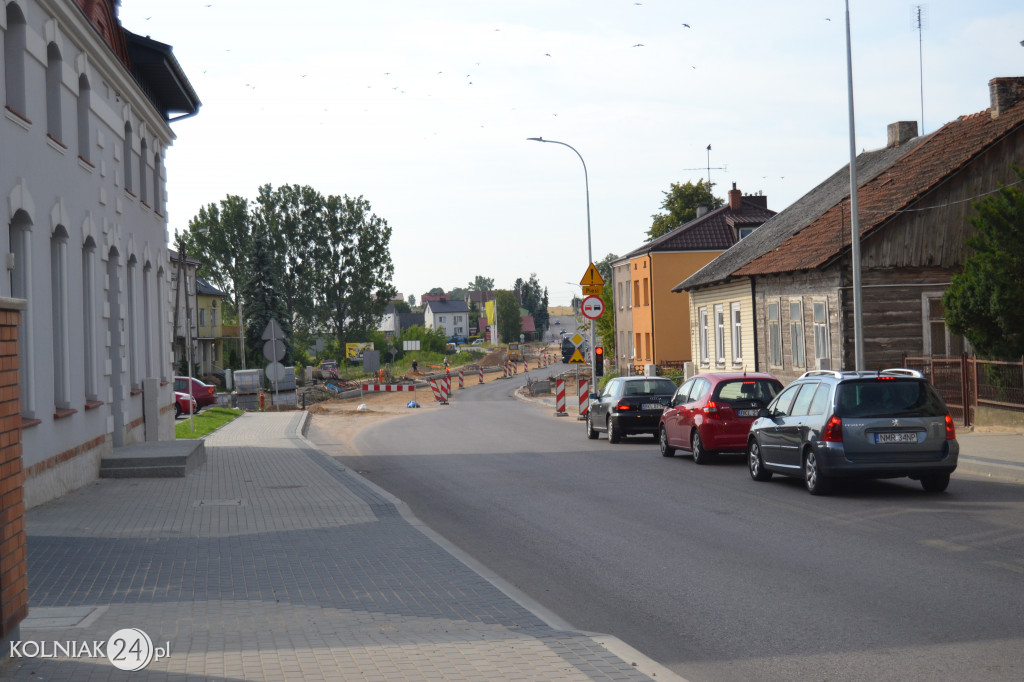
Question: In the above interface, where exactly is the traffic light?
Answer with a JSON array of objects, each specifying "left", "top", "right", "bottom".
[{"left": 594, "top": 346, "right": 605, "bottom": 377}]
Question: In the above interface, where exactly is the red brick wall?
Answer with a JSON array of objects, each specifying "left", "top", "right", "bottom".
[{"left": 0, "top": 307, "right": 26, "bottom": 641}]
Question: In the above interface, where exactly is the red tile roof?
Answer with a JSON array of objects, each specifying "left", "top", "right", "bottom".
[{"left": 737, "top": 102, "right": 1024, "bottom": 276}]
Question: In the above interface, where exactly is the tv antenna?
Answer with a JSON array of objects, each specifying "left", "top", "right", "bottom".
[
  {"left": 680, "top": 144, "right": 727, "bottom": 188},
  {"left": 912, "top": 4, "right": 927, "bottom": 134}
]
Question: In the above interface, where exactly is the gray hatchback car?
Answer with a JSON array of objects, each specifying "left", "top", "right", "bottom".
[{"left": 747, "top": 369, "right": 959, "bottom": 495}]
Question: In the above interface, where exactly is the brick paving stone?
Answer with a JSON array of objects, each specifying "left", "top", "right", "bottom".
[{"left": 5, "top": 412, "right": 659, "bottom": 681}]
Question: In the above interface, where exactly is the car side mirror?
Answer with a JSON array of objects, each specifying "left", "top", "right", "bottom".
[{"left": 758, "top": 407, "right": 772, "bottom": 418}]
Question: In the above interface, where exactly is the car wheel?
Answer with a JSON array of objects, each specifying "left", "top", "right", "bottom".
[
  {"left": 586, "top": 413, "right": 598, "bottom": 440},
  {"left": 920, "top": 473, "right": 950, "bottom": 493},
  {"left": 174, "top": 403, "right": 182, "bottom": 419},
  {"left": 804, "top": 449, "right": 831, "bottom": 495},
  {"left": 608, "top": 417, "right": 622, "bottom": 444},
  {"left": 748, "top": 439, "right": 772, "bottom": 481},
  {"left": 691, "top": 430, "right": 713, "bottom": 464},
  {"left": 659, "top": 426, "right": 675, "bottom": 457}
]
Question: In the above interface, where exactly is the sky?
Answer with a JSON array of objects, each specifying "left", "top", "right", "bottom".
[{"left": 116, "top": 0, "right": 1024, "bottom": 305}]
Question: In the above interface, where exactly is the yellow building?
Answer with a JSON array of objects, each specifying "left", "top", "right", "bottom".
[
  {"left": 618, "top": 185, "right": 774, "bottom": 374},
  {"left": 195, "top": 277, "right": 227, "bottom": 376}
]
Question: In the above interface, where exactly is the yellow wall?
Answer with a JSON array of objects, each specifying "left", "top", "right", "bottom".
[{"left": 630, "top": 251, "right": 723, "bottom": 369}]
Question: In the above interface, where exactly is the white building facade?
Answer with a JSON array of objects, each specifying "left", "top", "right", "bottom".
[{"left": 1, "top": 0, "right": 199, "bottom": 507}]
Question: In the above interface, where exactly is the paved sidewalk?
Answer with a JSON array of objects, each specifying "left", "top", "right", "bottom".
[{"left": 8, "top": 412, "right": 677, "bottom": 681}]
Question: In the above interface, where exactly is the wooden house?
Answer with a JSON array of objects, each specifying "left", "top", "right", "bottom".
[{"left": 675, "top": 77, "right": 1024, "bottom": 384}]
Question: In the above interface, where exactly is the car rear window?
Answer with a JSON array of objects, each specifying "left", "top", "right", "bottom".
[
  {"left": 714, "top": 379, "right": 782, "bottom": 405},
  {"left": 835, "top": 379, "right": 947, "bottom": 418},
  {"left": 624, "top": 379, "right": 677, "bottom": 396}
]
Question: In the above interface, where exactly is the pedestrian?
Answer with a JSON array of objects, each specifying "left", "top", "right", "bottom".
[{"left": 412, "top": 359, "right": 419, "bottom": 374}]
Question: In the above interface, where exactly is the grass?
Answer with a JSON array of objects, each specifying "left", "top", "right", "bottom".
[{"left": 175, "top": 406, "right": 244, "bottom": 439}]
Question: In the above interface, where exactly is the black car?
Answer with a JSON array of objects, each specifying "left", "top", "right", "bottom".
[{"left": 586, "top": 376, "right": 677, "bottom": 443}]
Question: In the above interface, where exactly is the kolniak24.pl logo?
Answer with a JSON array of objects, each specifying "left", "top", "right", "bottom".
[{"left": 10, "top": 628, "right": 170, "bottom": 671}]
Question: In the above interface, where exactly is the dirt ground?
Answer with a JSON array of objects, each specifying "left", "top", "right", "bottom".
[{"left": 306, "top": 344, "right": 560, "bottom": 455}]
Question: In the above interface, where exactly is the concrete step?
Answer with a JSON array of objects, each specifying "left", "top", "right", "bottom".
[{"left": 100, "top": 440, "right": 206, "bottom": 478}]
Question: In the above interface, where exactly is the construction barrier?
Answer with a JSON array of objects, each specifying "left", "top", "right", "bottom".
[
  {"left": 513, "top": 361, "right": 518, "bottom": 375},
  {"left": 555, "top": 380, "right": 567, "bottom": 416},
  {"left": 578, "top": 380, "right": 590, "bottom": 417},
  {"left": 444, "top": 376, "right": 451, "bottom": 400},
  {"left": 478, "top": 366, "right": 484, "bottom": 384},
  {"left": 459, "top": 368, "right": 464, "bottom": 389},
  {"left": 360, "top": 384, "right": 415, "bottom": 392}
]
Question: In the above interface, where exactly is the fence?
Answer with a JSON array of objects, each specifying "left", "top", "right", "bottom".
[{"left": 902, "top": 354, "right": 1024, "bottom": 427}]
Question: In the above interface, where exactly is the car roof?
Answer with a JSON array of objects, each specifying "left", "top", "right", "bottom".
[{"left": 692, "top": 372, "right": 780, "bottom": 382}]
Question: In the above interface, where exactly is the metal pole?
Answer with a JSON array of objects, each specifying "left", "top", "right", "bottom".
[
  {"left": 526, "top": 137, "right": 595, "bottom": 370},
  {"left": 845, "top": 0, "right": 865, "bottom": 370}
]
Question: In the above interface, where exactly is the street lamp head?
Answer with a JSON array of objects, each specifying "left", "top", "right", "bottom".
[{"left": 527, "top": 137, "right": 544, "bottom": 142}]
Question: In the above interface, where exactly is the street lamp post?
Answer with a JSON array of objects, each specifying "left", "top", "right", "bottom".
[{"left": 527, "top": 137, "right": 595, "bottom": 370}]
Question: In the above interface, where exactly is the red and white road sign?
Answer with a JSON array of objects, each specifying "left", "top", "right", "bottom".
[{"left": 581, "top": 295, "right": 605, "bottom": 320}]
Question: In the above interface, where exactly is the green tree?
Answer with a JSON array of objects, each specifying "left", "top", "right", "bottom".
[
  {"left": 468, "top": 275, "right": 494, "bottom": 292},
  {"left": 495, "top": 290, "right": 521, "bottom": 343},
  {"left": 448, "top": 287, "right": 468, "bottom": 301},
  {"left": 427, "top": 287, "right": 445, "bottom": 296},
  {"left": 646, "top": 179, "right": 723, "bottom": 241},
  {"left": 408, "top": 294, "right": 416, "bottom": 307},
  {"left": 943, "top": 168, "right": 1024, "bottom": 358},
  {"left": 596, "top": 279, "right": 615, "bottom": 355},
  {"left": 393, "top": 299, "right": 411, "bottom": 314},
  {"left": 240, "top": 219, "right": 292, "bottom": 369}
]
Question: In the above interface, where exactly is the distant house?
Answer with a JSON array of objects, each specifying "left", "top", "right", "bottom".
[
  {"left": 421, "top": 293, "right": 450, "bottom": 305},
  {"left": 424, "top": 299, "right": 470, "bottom": 337},
  {"left": 195, "top": 277, "right": 226, "bottom": 376},
  {"left": 676, "top": 76, "right": 1024, "bottom": 384},
  {"left": 618, "top": 185, "right": 774, "bottom": 374}
]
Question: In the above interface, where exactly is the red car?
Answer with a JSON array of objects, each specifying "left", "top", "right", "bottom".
[
  {"left": 659, "top": 372, "right": 783, "bottom": 463},
  {"left": 174, "top": 376, "right": 218, "bottom": 409},
  {"left": 174, "top": 391, "right": 198, "bottom": 419}
]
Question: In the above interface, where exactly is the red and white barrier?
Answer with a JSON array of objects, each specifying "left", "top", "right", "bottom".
[
  {"left": 478, "top": 366, "right": 484, "bottom": 384},
  {"left": 459, "top": 368, "right": 464, "bottom": 389},
  {"left": 360, "top": 384, "right": 415, "bottom": 392},
  {"left": 444, "top": 376, "right": 451, "bottom": 400},
  {"left": 430, "top": 379, "right": 450, "bottom": 404},
  {"left": 513, "top": 361, "right": 518, "bottom": 375},
  {"left": 578, "top": 380, "right": 590, "bottom": 416},
  {"left": 555, "top": 380, "right": 566, "bottom": 416}
]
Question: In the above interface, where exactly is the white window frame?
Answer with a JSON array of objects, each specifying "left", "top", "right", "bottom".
[
  {"left": 731, "top": 302, "right": 743, "bottom": 364},
  {"left": 714, "top": 304, "right": 725, "bottom": 365},
  {"left": 790, "top": 299, "right": 805, "bottom": 368},
  {"left": 813, "top": 300, "right": 830, "bottom": 361},
  {"left": 698, "top": 306, "right": 709, "bottom": 365},
  {"left": 767, "top": 301, "right": 782, "bottom": 367}
]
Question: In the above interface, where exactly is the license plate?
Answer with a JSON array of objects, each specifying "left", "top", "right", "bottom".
[
  {"left": 875, "top": 432, "right": 918, "bottom": 444},
  {"left": 642, "top": 403, "right": 664, "bottom": 411},
  {"left": 738, "top": 409, "right": 758, "bottom": 417}
]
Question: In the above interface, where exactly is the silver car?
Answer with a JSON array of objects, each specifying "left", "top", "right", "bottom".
[{"left": 747, "top": 369, "right": 959, "bottom": 495}]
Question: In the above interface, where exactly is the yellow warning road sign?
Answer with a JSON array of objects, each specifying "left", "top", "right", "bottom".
[
  {"left": 579, "top": 263, "right": 605, "bottom": 287},
  {"left": 568, "top": 348, "right": 586, "bottom": 364}
]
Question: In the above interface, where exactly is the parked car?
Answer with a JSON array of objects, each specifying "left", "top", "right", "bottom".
[
  {"left": 660, "top": 372, "right": 783, "bottom": 464},
  {"left": 174, "top": 376, "right": 218, "bottom": 409},
  {"left": 174, "top": 391, "right": 197, "bottom": 419},
  {"left": 448, "top": 334, "right": 468, "bottom": 345},
  {"left": 587, "top": 376, "right": 677, "bottom": 443},
  {"left": 746, "top": 369, "right": 959, "bottom": 495},
  {"left": 471, "top": 338, "right": 485, "bottom": 346}
]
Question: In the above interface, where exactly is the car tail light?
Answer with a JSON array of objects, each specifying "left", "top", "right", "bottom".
[
  {"left": 207, "top": 386, "right": 215, "bottom": 395},
  {"left": 616, "top": 400, "right": 632, "bottom": 411},
  {"left": 704, "top": 401, "right": 719, "bottom": 415},
  {"left": 945, "top": 414, "right": 956, "bottom": 440},
  {"left": 823, "top": 415, "right": 843, "bottom": 442}
]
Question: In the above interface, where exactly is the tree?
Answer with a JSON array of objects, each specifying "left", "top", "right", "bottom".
[
  {"left": 427, "top": 287, "right": 445, "bottom": 296},
  {"left": 596, "top": 279, "right": 615, "bottom": 356},
  {"left": 408, "top": 294, "right": 416, "bottom": 308},
  {"left": 239, "top": 218, "right": 292, "bottom": 369},
  {"left": 646, "top": 179, "right": 723, "bottom": 241},
  {"left": 595, "top": 253, "right": 618, "bottom": 286},
  {"left": 393, "top": 299, "right": 411, "bottom": 314},
  {"left": 448, "top": 287, "right": 468, "bottom": 301},
  {"left": 943, "top": 168, "right": 1024, "bottom": 358},
  {"left": 495, "top": 290, "right": 521, "bottom": 343},
  {"left": 512, "top": 273, "right": 549, "bottom": 333},
  {"left": 468, "top": 275, "right": 494, "bottom": 292}
]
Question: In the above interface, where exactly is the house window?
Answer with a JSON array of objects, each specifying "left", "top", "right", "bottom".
[
  {"left": 78, "top": 75, "right": 91, "bottom": 162},
  {"left": 10, "top": 212, "right": 35, "bottom": 418},
  {"left": 46, "top": 43, "right": 63, "bottom": 142},
  {"left": 714, "top": 304, "right": 725, "bottom": 364},
  {"left": 633, "top": 280, "right": 640, "bottom": 307},
  {"left": 738, "top": 227, "right": 756, "bottom": 239},
  {"left": 790, "top": 300, "right": 805, "bottom": 368},
  {"left": 51, "top": 227, "right": 71, "bottom": 409},
  {"left": 4, "top": 4, "right": 28, "bottom": 115},
  {"left": 813, "top": 301, "right": 830, "bottom": 362},
  {"left": 626, "top": 282, "right": 632, "bottom": 308},
  {"left": 143, "top": 264, "right": 152, "bottom": 378},
  {"left": 617, "top": 283, "right": 623, "bottom": 309},
  {"left": 211, "top": 307, "right": 217, "bottom": 326},
  {"left": 645, "top": 333, "right": 651, "bottom": 361},
  {"left": 698, "top": 306, "right": 709, "bottom": 365},
  {"left": 140, "top": 139, "right": 149, "bottom": 204},
  {"left": 643, "top": 278, "right": 650, "bottom": 306},
  {"left": 634, "top": 332, "right": 641, "bottom": 360},
  {"left": 127, "top": 257, "right": 139, "bottom": 389},
  {"left": 157, "top": 267, "right": 167, "bottom": 381},
  {"left": 123, "top": 122, "right": 134, "bottom": 193},
  {"left": 768, "top": 302, "right": 782, "bottom": 367},
  {"left": 731, "top": 302, "right": 742, "bottom": 363},
  {"left": 199, "top": 308, "right": 206, "bottom": 326},
  {"left": 153, "top": 154, "right": 162, "bottom": 213},
  {"left": 922, "top": 294, "right": 965, "bottom": 357},
  {"left": 83, "top": 239, "right": 98, "bottom": 401}
]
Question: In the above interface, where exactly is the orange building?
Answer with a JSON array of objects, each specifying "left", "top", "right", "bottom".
[{"left": 620, "top": 185, "right": 775, "bottom": 373}]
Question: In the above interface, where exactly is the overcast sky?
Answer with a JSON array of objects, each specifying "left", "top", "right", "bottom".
[{"left": 118, "top": 0, "right": 1023, "bottom": 305}]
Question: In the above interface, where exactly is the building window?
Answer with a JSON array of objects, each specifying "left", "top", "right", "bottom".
[
  {"left": 4, "top": 4, "right": 28, "bottom": 115},
  {"left": 153, "top": 154, "right": 162, "bottom": 213},
  {"left": 123, "top": 122, "right": 134, "bottom": 193},
  {"left": 10, "top": 211, "right": 35, "bottom": 418},
  {"left": 790, "top": 299, "right": 805, "bottom": 368},
  {"left": 143, "top": 264, "right": 152, "bottom": 378},
  {"left": 127, "top": 257, "right": 139, "bottom": 389},
  {"left": 768, "top": 302, "right": 782, "bottom": 367},
  {"left": 617, "top": 283, "right": 623, "bottom": 309},
  {"left": 83, "top": 239, "right": 98, "bottom": 401},
  {"left": 698, "top": 306, "right": 709, "bottom": 365},
  {"left": 922, "top": 294, "right": 965, "bottom": 357},
  {"left": 157, "top": 267, "right": 167, "bottom": 381},
  {"left": 199, "top": 308, "right": 206, "bottom": 326},
  {"left": 633, "top": 280, "right": 640, "bottom": 307},
  {"left": 645, "top": 333, "right": 651, "bottom": 361},
  {"left": 46, "top": 43, "right": 63, "bottom": 142},
  {"left": 635, "top": 332, "right": 641, "bottom": 361},
  {"left": 51, "top": 227, "right": 71, "bottom": 409},
  {"left": 140, "top": 139, "right": 149, "bottom": 204},
  {"left": 738, "top": 227, "right": 756, "bottom": 239},
  {"left": 731, "top": 302, "right": 742, "bottom": 363},
  {"left": 77, "top": 75, "right": 91, "bottom": 162},
  {"left": 643, "top": 278, "right": 650, "bottom": 306},
  {"left": 714, "top": 304, "right": 725, "bottom": 365},
  {"left": 813, "top": 301, "right": 830, "bottom": 363}
]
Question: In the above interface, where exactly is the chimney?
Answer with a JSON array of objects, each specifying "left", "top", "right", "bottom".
[
  {"left": 696, "top": 205, "right": 709, "bottom": 218},
  {"left": 886, "top": 121, "right": 918, "bottom": 148},
  {"left": 989, "top": 77, "right": 1024, "bottom": 118},
  {"left": 728, "top": 182, "right": 742, "bottom": 212}
]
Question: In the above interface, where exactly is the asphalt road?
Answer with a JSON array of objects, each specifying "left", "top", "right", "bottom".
[{"left": 315, "top": 367, "right": 1024, "bottom": 682}]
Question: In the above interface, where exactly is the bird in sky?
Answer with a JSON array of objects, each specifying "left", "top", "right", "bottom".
[
  {"left": 544, "top": 53, "right": 552, "bottom": 57},
  {"left": 682, "top": 23, "right": 691, "bottom": 28},
  {"left": 633, "top": 43, "right": 645, "bottom": 47}
]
